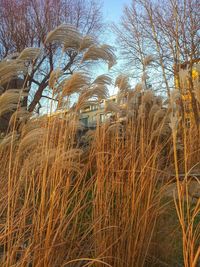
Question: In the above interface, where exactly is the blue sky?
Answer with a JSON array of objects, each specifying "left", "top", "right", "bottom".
[
  {"left": 93, "top": 0, "right": 132, "bottom": 95},
  {"left": 103, "top": 0, "right": 131, "bottom": 23}
]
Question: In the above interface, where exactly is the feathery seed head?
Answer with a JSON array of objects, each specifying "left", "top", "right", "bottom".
[
  {"left": 0, "top": 89, "right": 26, "bottom": 116},
  {"left": 105, "top": 100, "right": 121, "bottom": 113},
  {"left": 18, "top": 48, "right": 41, "bottom": 61},
  {"left": 79, "top": 36, "right": 96, "bottom": 51},
  {"left": 143, "top": 55, "right": 154, "bottom": 66},
  {"left": 141, "top": 71, "right": 149, "bottom": 82},
  {"left": 45, "top": 24, "right": 82, "bottom": 51},
  {"left": 155, "top": 95, "right": 163, "bottom": 106},
  {"left": 62, "top": 72, "right": 90, "bottom": 97},
  {"left": 19, "top": 128, "right": 47, "bottom": 157},
  {"left": 170, "top": 89, "right": 181, "bottom": 103},
  {"left": 153, "top": 108, "right": 166, "bottom": 125},
  {"left": 169, "top": 112, "right": 181, "bottom": 132},
  {"left": 75, "top": 83, "right": 108, "bottom": 111},
  {"left": 49, "top": 69, "right": 64, "bottom": 89},
  {"left": 142, "top": 90, "right": 154, "bottom": 104},
  {"left": 149, "top": 104, "right": 160, "bottom": 118},
  {"left": 9, "top": 108, "right": 31, "bottom": 129},
  {"left": 93, "top": 74, "right": 112, "bottom": 86},
  {"left": 0, "top": 60, "right": 28, "bottom": 85},
  {"left": 82, "top": 44, "right": 116, "bottom": 69},
  {"left": 135, "top": 83, "right": 143, "bottom": 92},
  {"left": 0, "top": 131, "right": 19, "bottom": 149},
  {"left": 115, "top": 74, "right": 130, "bottom": 92}
]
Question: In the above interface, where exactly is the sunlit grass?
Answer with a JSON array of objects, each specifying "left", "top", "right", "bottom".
[{"left": 0, "top": 25, "right": 199, "bottom": 267}]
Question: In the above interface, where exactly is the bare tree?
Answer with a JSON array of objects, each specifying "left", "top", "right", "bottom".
[
  {"left": 115, "top": 0, "right": 200, "bottom": 100},
  {"left": 0, "top": 0, "right": 103, "bottom": 112}
]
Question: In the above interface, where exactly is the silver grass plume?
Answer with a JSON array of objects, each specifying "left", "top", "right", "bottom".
[
  {"left": 0, "top": 59, "right": 28, "bottom": 85},
  {"left": 19, "top": 128, "right": 47, "bottom": 157},
  {"left": 89, "top": 84, "right": 109, "bottom": 100},
  {"left": 66, "top": 116, "right": 83, "bottom": 131},
  {"left": 141, "top": 71, "right": 149, "bottom": 82},
  {"left": 169, "top": 89, "right": 181, "bottom": 112},
  {"left": 24, "top": 148, "right": 83, "bottom": 171},
  {"left": 19, "top": 147, "right": 82, "bottom": 177},
  {"left": 152, "top": 108, "right": 166, "bottom": 126},
  {"left": 18, "top": 48, "right": 41, "bottom": 61},
  {"left": 82, "top": 129, "right": 95, "bottom": 141},
  {"left": 105, "top": 100, "right": 121, "bottom": 113},
  {"left": 0, "top": 89, "right": 27, "bottom": 116},
  {"left": 170, "top": 89, "right": 181, "bottom": 102},
  {"left": 75, "top": 100, "right": 97, "bottom": 111},
  {"left": 126, "top": 90, "right": 140, "bottom": 110},
  {"left": 142, "top": 90, "right": 155, "bottom": 104},
  {"left": 45, "top": 24, "right": 82, "bottom": 49},
  {"left": 155, "top": 95, "right": 163, "bottom": 106},
  {"left": 75, "top": 84, "right": 108, "bottom": 111},
  {"left": 138, "top": 104, "right": 146, "bottom": 119},
  {"left": 74, "top": 74, "right": 111, "bottom": 111},
  {"left": 115, "top": 74, "right": 130, "bottom": 92},
  {"left": 47, "top": 112, "right": 82, "bottom": 132},
  {"left": 4, "top": 52, "right": 19, "bottom": 60},
  {"left": 135, "top": 83, "right": 143, "bottom": 92},
  {"left": 169, "top": 112, "right": 181, "bottom": 133},
  {"left": 82, "top": 44, "right": 116, "bottom": 69},
  {"left": 21, "top": 117, "right": 47, "bottom": 137},
  {"left": 52, "top": 149, "right": 83, "bottom": 175},
  {"left": 93, "top": 74, "right": 112, "bottom": 86},
  {"left": 149, "top": 104, "right": 160, "bottom": 119},
  {"left": 0, "top": 131, "right": 19, "bottom": 149},
  {"left": 127, "top": 95, "right": 138, "bottom": 110},
  {"left": 143, "top": 55, "right": 154, "bottom": 67},
  {"left": 62, "top": 72, "right": 90, "bottom": 97},
  {"left": 79, "top": 36, "right": 96, "bottom": 51},
  {"left": 106, "top": 122, "right": 123, "bottom": 134},
  {"left": 9, "top": 108, "right": 31, "bottom": 129},
  {"left": 49, "top": 68, "right": 64, "bottom": 89},
  {"left": 57, "top": 148, "right": 82, "bottom": 161},
  {"left": 151, "top": 123, "right": 170, "bottom": 139}
]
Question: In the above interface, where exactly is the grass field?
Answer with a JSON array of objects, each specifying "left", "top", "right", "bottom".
[{"left": 0, "top": 24, "right": 199, "bottom": 267}]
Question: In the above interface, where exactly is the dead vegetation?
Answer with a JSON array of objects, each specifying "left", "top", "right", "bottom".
[{"left": 0, "top": 24, "right": 199, "bottom": 267}]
